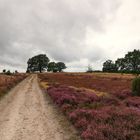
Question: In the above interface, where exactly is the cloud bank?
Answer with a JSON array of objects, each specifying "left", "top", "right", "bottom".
[{"left": 0, "top": 0, "right": 139, "bottom": 72}]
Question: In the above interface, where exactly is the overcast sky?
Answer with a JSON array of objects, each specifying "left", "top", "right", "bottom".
[{"left": 0, "top": 0, "right": 140, "bottom": 72}]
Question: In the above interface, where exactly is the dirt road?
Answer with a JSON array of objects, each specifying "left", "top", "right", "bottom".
[{"left": 0, "top": 75, "right": 80, "bottom": 140}]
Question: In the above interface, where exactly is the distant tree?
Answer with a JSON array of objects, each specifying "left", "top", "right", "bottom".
[
  {"left": 102, "top": 60, "right": 118, "bottom": 72},
  {"left": 6, "top": 70, "right": 12, "bottom": 75},
  {"left": 115, "top": 58, "right": 126, "bottom": 73},
  {"left": 124, "top": 49, "right": 140, "bottom": 73},
  {"left": 47, "top": 62, "right": 57, "bottom": 72},
  {"left": 115, "top": 49, "right": 140, "bottom": 74},
  {"left": 87, "top": 65, "right": 93, "bottom": 73},
  {"left": 27, "top": 54, "right": 50, "bottom": 73},
  {"left": 56, "top": 62, "right": 66, "bottom": 72},
  {"left": 15, "top": 70, "right": 18, "bottom": 73},
  {"left": 47, "top": 62, "right": 66, "bottom": 72},
  {"left": 3, "top": 69, "right": 6, "bottom": 73}
]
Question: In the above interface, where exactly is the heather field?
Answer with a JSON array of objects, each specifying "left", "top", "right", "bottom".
[
  {"left": 39, "top": 73, "right": 133, "bottom": 97},
  {"left": 39, "top": 73, "right": 140, "bottom": 140},
  {"left": 0, "top": 74, "right": 27, "bottom": 98}
]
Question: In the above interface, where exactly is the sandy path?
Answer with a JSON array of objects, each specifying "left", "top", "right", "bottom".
[{"left": 0, "top": 75, "right": 80, "bottom": 140}]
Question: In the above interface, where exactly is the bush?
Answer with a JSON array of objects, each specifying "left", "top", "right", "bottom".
[
  {"left": 46, "top": 84, "right": 140, "bottom": 140},
  {"left": 132, "top": 77, "right": 140, "bottom": 96},
  {"left": 6, "top": 70, "right": 12, "bottom": 75}
]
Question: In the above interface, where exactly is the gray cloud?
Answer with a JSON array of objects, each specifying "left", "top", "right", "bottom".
[{"left": 0, "top": 0, "right": 125, "bottom": 71}]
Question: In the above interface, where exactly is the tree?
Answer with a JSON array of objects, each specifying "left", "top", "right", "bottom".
[
  {"left": 27, "top": 54, "right": 50, "bottom": 73},
  {"left": 87, "top": 65, "right": 93, "bottom": 73},
  {"left": 15, "top": 70, "right": 18, "bottom": 74},
  {"left": 56, "top": 62, "right": 66, "bottom": 72},
  {"left": 115, "top": 58, "right": 126, "bottom": 72},
  {"left": 47, "top": 62, "right": 66, "bottom": 72},
  {"left": 6, "top": 70, "right": 12, "bottom": 75},
  {"left": 102, "top": 60, "right": 118, "bottom": 72},
  {"left": 115, "top": 49, "right": 140, "bottom": 74},
  {"left": 47, "top": 62, "right": 57, "bottom": 72},
  {"left": 124, "top": 49, "right": 140, "bottom": 73},
  {"left": 3, "top": 69, "right": 6, "bottom": 73}
]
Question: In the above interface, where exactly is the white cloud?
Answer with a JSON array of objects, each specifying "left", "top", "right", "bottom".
[
  {"left": 86, "top": 0, "right": 140, "bottom": 61},
  {"left": 0, "top": 0, "right": 139, "bottom": 72}
]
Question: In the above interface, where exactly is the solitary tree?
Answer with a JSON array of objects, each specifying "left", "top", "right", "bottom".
[
  {"left": 15, "top": 70, "right": 18, "bottom": 74},
  {"left": 27, "top": 54, "right": 50, "bottom": 73},
  {"left": 3, "top": 69, "right": 6, "bottom": 73},
  {"left": 87, "top": 65, "right": 93, "bottom": 73}
]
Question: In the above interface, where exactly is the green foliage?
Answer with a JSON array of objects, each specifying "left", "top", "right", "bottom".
[
  {"left": 47, "top": 62, "right": 66, "bottom": 72},
  {"left": 103, "top": 49, "right": 140, "bottom": 74},
  {"left": 132, "top": 77, "right": 140, "bottom": 96},
  {"left": 47, "top": 62, "right": 57, "bottom": 72},
  {"left": 116, "top": 49, "right": 140, "bottom": 74},
  {"left": 56, "top": 62, "right": 66, "bottom": 72},
  {"left": 27, "top": 54, "right": 66, "bottom": 73},
  {"left": 6, "top": 70, "right": 12, "bottom": 75},
  {"left": 102, "top": 60, "right": 118, "bottom": 72},
  {"left": 15, "top": 70, "right": 18, "bottom": 73},
  {"left": 27, "top": 54, "right": 50, "bottom": 73},
  {"left": 115, "top": 58, "right": 126, "bottom": 72},
  {"left": 26, "top": 69, "right": 30, "bottom": 73},
  {"left": 2, "top": 69, "right": 6, "bottom": 73}
]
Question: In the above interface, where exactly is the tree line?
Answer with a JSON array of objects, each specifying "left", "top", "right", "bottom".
[
  {"left": 27, "top": 54, "right": 66, "bottom": 73},
  {"left": 102, "top": 49, "right": 140, "bottom": 74},
  {"left": 3, "top": 49, "right": 138, "bottom": 74},
  {"left": 2, "top": 69, "right": 18, "bottom": 75}
]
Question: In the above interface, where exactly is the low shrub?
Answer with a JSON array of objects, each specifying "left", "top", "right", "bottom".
[
  {"left": 46, "top": 84, "right": 140, "bottom": 140},
  {"left": 132, "top": 77, "right": 140, "bottom": 96},
  {"left": 69, "top": 107, "right": 140, "bottom": 140},
  {"left": 0, "top": 74, "right": 27, "bottom": 99},
  {"left": 113, "top": 90, "right": 132, "bottom": 100},
  {"left": 38, "top": 72, "right": 140, "bottom": 140},
  {"left": 124, "top": 97, "right": 140, "bottom": 109}
]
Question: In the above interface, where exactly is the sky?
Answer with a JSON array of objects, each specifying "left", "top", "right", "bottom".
[{"left": 0, "top": 0, "right": 140, "bottom": 72}]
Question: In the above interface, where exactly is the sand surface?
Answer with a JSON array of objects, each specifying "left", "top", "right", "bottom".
[{"left": 0, "top": 74, "right": 80, "bottom": 140}]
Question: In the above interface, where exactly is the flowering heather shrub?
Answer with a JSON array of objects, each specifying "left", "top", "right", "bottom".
[
  {"left": 38, "top": 73, "right": 132, "bottom": 95},
  {"left": 101, "top": 96, "right": 121, "bottom": 106},
  {"left": 0, "top": 74, "right": 27, "bottom": 98},
  {"left": 46, "top": 84, "right": 140, "bottom": 140},
  {"left": 124, "top": 97, "right": 140, "bottom": 109},
  {"left": 61, "top": 104, "right": 73, "bottom": 113},
  {"left": 39, "top": 73, "right": 140, "bottom": 139},
  {"left": 47, "top": 85, "right": 100, "bottom": 107},
  {"left": 69, "top": 107, "right": 140, "bottom": 140},
  {"left": 112, "top": 90, "right": 132, "bottom": 100},
  {"left": 47, "top": 85, "right": 78, "bottom": 106}
]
